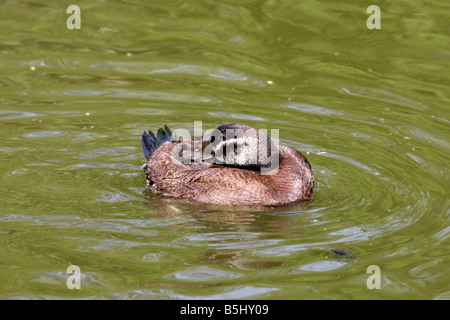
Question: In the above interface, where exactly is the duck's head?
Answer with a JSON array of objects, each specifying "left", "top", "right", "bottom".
[{"left": 203, "top": 123, "right": 279, "bottom": 172}]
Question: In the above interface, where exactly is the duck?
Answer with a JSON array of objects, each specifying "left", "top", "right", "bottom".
[{"left": 141, "top": 123, "right": 314, "bottom": 206}]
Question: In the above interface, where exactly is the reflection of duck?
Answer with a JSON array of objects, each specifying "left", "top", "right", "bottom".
[{"left": 141, "top": 123, "right": 314, "bottom": 205}]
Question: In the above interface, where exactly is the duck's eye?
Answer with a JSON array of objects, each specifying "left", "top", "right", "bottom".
[{"left": 178, "top": 148, "right": 184, "bottom": 158}]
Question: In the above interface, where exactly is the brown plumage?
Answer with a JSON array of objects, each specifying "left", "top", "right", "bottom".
[{"left": 141, "top": 123, "right": 314, "bottom": 206}]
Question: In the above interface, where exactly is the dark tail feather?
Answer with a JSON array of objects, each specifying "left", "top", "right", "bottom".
[{"left": 141, "top": 125, "right": 172, "bottom": 160}]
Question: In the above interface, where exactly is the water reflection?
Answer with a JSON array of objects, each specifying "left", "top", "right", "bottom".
[
  {"left": 142, "top": 190, "right": 353, "bottom": 271},
  {"left": 143, "top": 188, "right": 314, "bottom": 229}
]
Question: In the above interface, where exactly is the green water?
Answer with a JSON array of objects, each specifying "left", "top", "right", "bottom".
[{"left": 0, "top": 0, "right": 448, "bottom": 299}]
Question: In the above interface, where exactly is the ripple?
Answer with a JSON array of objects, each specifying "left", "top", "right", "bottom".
[
  {"left": 9, "top": 168, "right": 28, "bottom": 175},
  {"left": 32, "top": 270, "right": 106, "bottom": 287},
  {"left": 76, "top": 239, "right": 147, "bottom": 251},
  {"left": 49, "top": 89, "right": 219, "bottom": 104},
  {"left": 142, "top": 252, "right": 167, "bottom": 263},
  {"left": 125, "top": 108, "right": 174, "bottom": 115},
  {"left": 58, "top": 162, "right": 141, "bottom": 171},
  {"left": 71, "top": 132, "right": 108, "bottom": 142},
  {"left": 0, "top": 110, "right": 43, "bottom": 120},
  {"left": 0, "top": 214, "right": 81, "bottom": 224},
  {"left": 0, "top": 147, "right": 29, "bottom": 153},
  {"left": 105, "top": 286, "right": 278, "bottom": 300},
  {"left": 178, "top": 232, "right": 280, "bottom": 249},
  {"left": 179, "top": 232, "right": 260, "bottom": 242},
  {"left": 293, "top": 261, "right": 348, "bottom": 272},
  {"left": 97, "top": 190, "right": 142, "bottom": 203},
  {"left": 341, "top": 86, "right": 426, "bottom": 110},
  {"left": 0, "top": 214, "right": 186, "bottom": 239},
  {"left": 254, "top": 244, "right": 309, "bottom": 257},
  {"left": 46, "top": 111, "right": 86, "bottom": 117},
  {"left": 281, "top": 103, "right": 342, "bottom": 116},
  {"left": 209, "top": 112, "right": 265, "bottom": 121},
  {"left": 319, "top": 152, "right": 381, "bottom": 176},
  {"left": 433, "top": 227, "right": 450, "bottom": 245},
  {"left": 78, "top": 147, "right": 136, "bottom": 159},
  {"left": 165, "top": 266, "right": 242, "bottom": 281},
  {"left": 91, "top": 61, "right": 258, "bottom": 84},
  {"left": 22, "top": 131, "right": 67, "bottom": 139},
  {"left": 407, "top": 128, "right": 450, "bottom": 149},
  {"left": 209, "top": 67, "right": 248, "bottom": 82}
]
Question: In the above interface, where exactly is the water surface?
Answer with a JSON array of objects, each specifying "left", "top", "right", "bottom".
[{"left": 0, "top": 0, "right": 448, "bottom": 299}]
